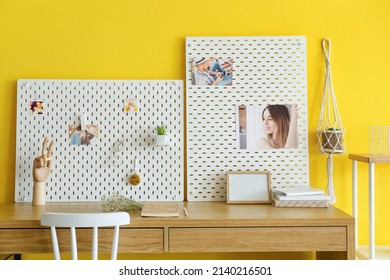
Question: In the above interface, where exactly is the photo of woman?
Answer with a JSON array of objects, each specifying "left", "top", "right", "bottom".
[{"left": 237, "top": 104, "right": 299, "bottom": 150}]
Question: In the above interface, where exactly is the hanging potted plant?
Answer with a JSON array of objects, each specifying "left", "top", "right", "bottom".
[
  {"left": 155, "top": 125, "right": 168, "bottom": 146},
  {"left": 315, "top": 38, "right": 346, "bottom": 204},
  {"left": 320, "top": 127, "right": 345, "bottom": 154}
]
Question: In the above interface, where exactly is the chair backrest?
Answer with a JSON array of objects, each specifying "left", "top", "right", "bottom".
[{"left": 41, "top": 212, "right": 130, "bottom": 260}]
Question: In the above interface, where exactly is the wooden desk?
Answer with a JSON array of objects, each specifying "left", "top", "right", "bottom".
[{"left": 0, "top": 202, "right": 355, "bottom": 259}]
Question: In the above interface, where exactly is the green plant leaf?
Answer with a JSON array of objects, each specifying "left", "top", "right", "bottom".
[{"left": 155, "top": 125, "right": 166, "bottom": 135}]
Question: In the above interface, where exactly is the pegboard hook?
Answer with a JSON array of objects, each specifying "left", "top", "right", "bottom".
[
  {"left": 80, "top": 113, "right": 88, "bottom": 131},
  {"left": 114, "top": 138, "right": 125, "bottom": 152},
  {"left": 132, "top": 159, "right": 139, "bottom": 173},
  {"left": 112, "top": 138, "right": 126, "bottom": 167}
]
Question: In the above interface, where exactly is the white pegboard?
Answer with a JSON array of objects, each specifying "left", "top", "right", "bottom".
[
  {"left": 16, "top": 80, "right": 184, "bottom": 202},
  {"left": 186, "top": 36, "right": 309, "bottom": 201}
]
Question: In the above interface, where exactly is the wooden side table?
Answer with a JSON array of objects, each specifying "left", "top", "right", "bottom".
[{"left": 349, "top": 154, "right": 390, "bottom": 259}]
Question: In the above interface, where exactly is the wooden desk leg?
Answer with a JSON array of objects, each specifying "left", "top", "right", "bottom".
[
  {"left": 352, "top": 160, "right": 358, "bottom": 249},
  {"left": 369, "top": 163, "right": 375, "bottom": 260}
]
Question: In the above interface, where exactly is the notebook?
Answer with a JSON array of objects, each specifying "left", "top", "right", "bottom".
[
  {"left": 272, "top": 186, "right": 325, "bottom": 197},
  {"left": 141, "top": 202, "right": 179, "bottom": 217}
]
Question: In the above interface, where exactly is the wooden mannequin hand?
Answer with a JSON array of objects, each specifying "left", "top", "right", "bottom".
[
  {"left": 32, "top": 137, "right": 55, "bottom": 182},
  {"left": 33, "top": 157, "right": 52, "bottom": 182}
]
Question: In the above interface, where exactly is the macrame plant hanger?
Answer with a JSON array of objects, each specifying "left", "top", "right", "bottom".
[{"left": 316, "top": 38, "right": 346, "bottom": 204}]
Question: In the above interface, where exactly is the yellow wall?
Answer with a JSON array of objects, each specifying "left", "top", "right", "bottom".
[{"left": 1, "top": 0, "right": 390, "bottom": 255}]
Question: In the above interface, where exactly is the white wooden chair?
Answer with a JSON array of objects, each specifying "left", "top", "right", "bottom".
[{"left": 41, "top": 212, "right": 130, "bottom": 260}]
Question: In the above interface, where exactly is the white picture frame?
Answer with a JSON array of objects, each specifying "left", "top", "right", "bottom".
[{"left": 226, "top": 171, "right": 272, "bottom": 204}]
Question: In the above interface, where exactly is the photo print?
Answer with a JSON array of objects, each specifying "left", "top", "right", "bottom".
[
  {"left": 29, "top": 100, "right": 44, "bottom": 115},
  {"left": 123, "top": 98, "right": 139, "bottom": 112},
  {"left": 69, "top": 123, "right": 99, "bottom": 146},
  {"left": 191, "top": 57, "right": 233, "bottom": 86},
  {"left": 237, "top": 104, "right": 299, "bottom": 150}
]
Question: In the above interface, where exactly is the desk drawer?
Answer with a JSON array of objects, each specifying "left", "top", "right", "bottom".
[
  {"left": 0, "top": 228, "right": 163, "bottom": 254},
  {"left": 169, "top": 227, "right": 346, "bottom": 252}
]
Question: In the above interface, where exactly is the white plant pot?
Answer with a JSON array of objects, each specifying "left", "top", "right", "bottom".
[{"left": 156, "top": 135, "right": 168, "bottom": 146}]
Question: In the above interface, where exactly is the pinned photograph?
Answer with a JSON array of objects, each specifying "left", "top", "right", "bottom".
[
  {"left": 191, "top": 57, "right": 233, "bottom": 86},
  {"left": 237, "top": 104, "right": 299, "bottom": 149},
  {"left": 69, "top": 124, "right": 99, "bottom": 146},
  {"left": 29, "top": 100, "right": 44, "bottom": 115},
  {"left": 123, "top": 98, "right": 139, "bottom": 112}
]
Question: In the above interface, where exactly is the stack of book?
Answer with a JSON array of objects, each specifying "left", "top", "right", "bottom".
[{"left": 272, "top": 185, "right": 331, "bottom": 208}]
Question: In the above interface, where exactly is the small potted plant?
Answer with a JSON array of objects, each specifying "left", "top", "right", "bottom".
[
  {"left": 320, "top": 128, "right": 344, "bottom": 154},
  {"left": 155, "top": 125, "right": 168, "bottom": 146}
]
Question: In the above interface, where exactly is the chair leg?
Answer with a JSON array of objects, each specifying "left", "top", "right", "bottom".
[
  {"left": 92, "top": 227, "right": 98, "bottom": 260},
  {"left": 111, "top": 225, "right": 120, "bottom": 260},
  {"left": 70, "top": 227, "right": 78, "bottom": 260},
  {"left": 51, "top": 226, "right": 60, "bottom": 260}
]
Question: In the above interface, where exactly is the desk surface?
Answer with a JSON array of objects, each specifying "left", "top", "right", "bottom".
[
  {"left": 0, "top": 201, "right": 353, "bottom": 228},
  {"left": 0, "top": 202, "right": 355, "bottom": 259},
  {"left": 349, "top": 153, "right": 390, "bottom": 163}
]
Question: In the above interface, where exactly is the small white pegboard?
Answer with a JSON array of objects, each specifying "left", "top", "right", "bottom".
[
  {"left": 186, "top": 36, "right": 309, "bottom": 201},
  {"left": 16, "top": 80, "right": 184, "bottom": 202}
]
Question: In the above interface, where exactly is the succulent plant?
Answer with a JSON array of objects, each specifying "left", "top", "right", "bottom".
[{"left": 155, "top": 125, "right": 167, "bottom": 135}]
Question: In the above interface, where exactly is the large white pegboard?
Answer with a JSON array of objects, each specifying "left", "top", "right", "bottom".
[
  {"left": 16, "top": 80, "right": 184, "bottom": 202},
  {"left": 186, "top": 36, "right": 309, "bottom": 201}
]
